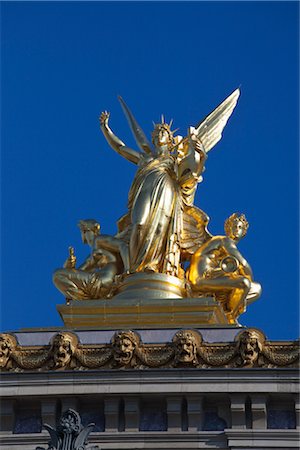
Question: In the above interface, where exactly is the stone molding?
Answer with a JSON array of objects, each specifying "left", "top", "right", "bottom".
[
  {"left": 226, "top": 429, "right": 300, "bottom": 448},
  {"left": 0, "top": 430, "right": 299, "bottom": 450},
  {"left": 0, "top": 328, "right": 298, "bottom": 372},
  {"left": 0, "top": 369, "right": 298, "bottom": 399}
]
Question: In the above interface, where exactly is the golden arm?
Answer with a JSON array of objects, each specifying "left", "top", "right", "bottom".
[{"left": 99, "top": 111, "right": 141, "bottom": 165}]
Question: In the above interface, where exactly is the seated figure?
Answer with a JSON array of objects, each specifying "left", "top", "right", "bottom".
[
  {"left": 187, "top": 213, "right": 261, "bottom": 324},
  {"left": 53, "top": 219, "right": 129, "bottom": 301}
]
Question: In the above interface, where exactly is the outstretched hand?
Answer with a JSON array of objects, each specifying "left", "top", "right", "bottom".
[{"left": 99, "top": 111, "right": 110, "bottom": 126}]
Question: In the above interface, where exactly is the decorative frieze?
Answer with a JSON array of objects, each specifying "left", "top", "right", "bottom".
[{"left": 0, "top": 328, "right": 298, "bottom": 372}]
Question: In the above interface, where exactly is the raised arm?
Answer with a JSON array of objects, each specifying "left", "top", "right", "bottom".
[{"left": 99, "top": 111, "right": 141, "bottom": 165}]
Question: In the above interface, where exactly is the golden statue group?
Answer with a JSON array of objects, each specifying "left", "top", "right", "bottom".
[{"left": 53, "top": 89, "right": 261, "bottom": 325}]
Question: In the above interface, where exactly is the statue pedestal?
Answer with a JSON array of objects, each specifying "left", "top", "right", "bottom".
[
  {"left": 56, "top": 273, "right": 235, "bottom": 329},
  {"left": 113, "top": 272, "right": 186, "bottom": 299},
  {"left": 57, "top": 296, "right": 230, "bottom": 329}
]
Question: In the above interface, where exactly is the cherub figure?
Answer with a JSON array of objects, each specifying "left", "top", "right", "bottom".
[
  {"left": 53, "top": 219, "right": 129, "bottom": 300},
  {"left": 188, "top": 213, "right": 261, "bottom": 324}
]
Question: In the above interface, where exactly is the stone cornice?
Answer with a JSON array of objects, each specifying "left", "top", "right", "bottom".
[
  {"left": 0, "top": 368, "right": 298, "bottom": 398},
  {"left": 0, "top": 328, "right": 298, "bottom": 372}
]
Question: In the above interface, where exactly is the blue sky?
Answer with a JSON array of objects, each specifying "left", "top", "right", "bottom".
[{"left": 1, "top": 1, "right": 298, "bottom": 340}]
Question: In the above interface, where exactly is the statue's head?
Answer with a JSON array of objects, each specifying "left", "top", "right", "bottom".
[
  {"left": 78, "top": 219, "right": 100, "bottom": 246},
  {"left": 51, "top": 332, "right": 78, "bottom": 368},
  {"left": 172, "top": 330, "right": 201, "bottom": 364},
  {"left": 0, "top": 334, "right": 17, "bottom": 368},
  {"left": 224, "top": 213, "right": 249, "bottom": 241},
  {"left": 111, "top": 330, "right": 140, "bottom": 365},
  {"left": 151, "top": 118, "right": 175, "bottom": 151},
  {"left": 236, "top": 329, "right": 265, "bottom": 366}
]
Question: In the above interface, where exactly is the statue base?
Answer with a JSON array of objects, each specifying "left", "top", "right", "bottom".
[
  {"left": 113, "top": 272, "right": 186, "bottom": 299},
  {"left": 57, "top": 296, "right": 230, "bottom": 329}
]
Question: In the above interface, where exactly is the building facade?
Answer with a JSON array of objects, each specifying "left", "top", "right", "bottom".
[{"left": 0, "top": 327, "right": 299, "bottom": 450}]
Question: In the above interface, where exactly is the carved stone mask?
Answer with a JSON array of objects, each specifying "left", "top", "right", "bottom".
[
  {"left": 51, "top": 333, "right": 76, "bottom": 368},
  {"left": 112, "top": 332, "right": 137, "bottom": 365},
  {"left": 238, "top": 330, "right": 263, "bottom": 365},
  {"left": 173, "top": 330, "right": 200, "bottom": 364},
  {"left": 0, "top": 334, "right": 16, "bottom": 368}
]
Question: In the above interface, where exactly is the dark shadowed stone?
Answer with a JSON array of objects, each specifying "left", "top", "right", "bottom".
[
  {"left": 81, "top": 410, "right": 105, "bottom": 432},
  {"left": 14, "top": 410, "right": 42, "bottom": 434},
  {"left": 268, "top": 410, "right": 296, "bottom": 429},
  {"left": 140, "top": 401, "right": 167, "bottom": 431},
  {"left": 203, "top": 411, "right": 227, "bottom": 431}
]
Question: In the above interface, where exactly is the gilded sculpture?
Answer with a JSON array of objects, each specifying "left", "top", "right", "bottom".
[
  {"left": 53, "top": 219, "right": 128, "bottom": 300},
  {"left": 188, "top": 213, "right": 261, "bottom": 324},
  {"left": 53, "top": 89, "right": 263, "bottom": 326}
]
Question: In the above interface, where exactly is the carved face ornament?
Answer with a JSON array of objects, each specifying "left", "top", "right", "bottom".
[
  {"left": 0, "top": 335, "right": 15, "bottom": 368},
  {"left": 52, "top": 334, "right": 75, "bottom": 368},
  {"left": 239, "top": 331, "right": 262, "bottom": 365},
  {"left": 173, "top": 331, "right": 200, "bottom": 364},
  {"left": 177, "top": 337, "right": 196, "bottom": 363},
  {"left": 113, "top": 333, "right": 136, "bottom": 365}
]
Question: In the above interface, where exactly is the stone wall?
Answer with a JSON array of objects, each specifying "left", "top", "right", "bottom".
[{"left": 0, "top": 368, "right": 299, "bottom": 449}]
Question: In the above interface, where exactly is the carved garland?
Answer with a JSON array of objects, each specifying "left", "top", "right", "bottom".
[{"left": 0, "top": 329, "right": 298, "bottom": 372}]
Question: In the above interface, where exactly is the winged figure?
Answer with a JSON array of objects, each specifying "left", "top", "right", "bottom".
[{"left": 100, "top": 90, "right": 240, "bottom": 279}]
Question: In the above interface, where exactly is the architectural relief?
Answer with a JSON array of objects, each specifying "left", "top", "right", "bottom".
[
  {"left": 0, "top": 329, "right": 298, "bottom": 372},
  {"left": 50, "top": 331, "right": 78, "bottom": 369},
  {"left": 172, "top": 329, "right": 202, "bottom": 366},
  {"left": 36, "top": 408, "right": 98, "bottom": 450}
]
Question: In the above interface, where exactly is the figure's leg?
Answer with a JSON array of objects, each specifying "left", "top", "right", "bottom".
[
  {"left": 130, "top": 173, "right": 174, "bottom": 272},
  {"left": 245, "top": 281, "right": 262, "bottom": 303},
  {"left": 193, "top": 276, "right": 251, "bottom": 323},
  {"left": 53, "top": 269, "right": 102, "bottom": 300},
  {"left": 227, "top": 277, "right": 251, "bottom": 316}
]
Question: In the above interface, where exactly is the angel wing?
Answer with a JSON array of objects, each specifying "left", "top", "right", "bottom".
[
  {"left": 193, "top": 88, "right": 240, "bottom": 153},
  {"left": 180, "top": 206, "right": 212, "bottom": 257},
  {"left": 118, "top": 96, "right": 153, "bottom": 155}
]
